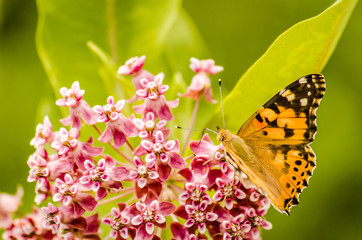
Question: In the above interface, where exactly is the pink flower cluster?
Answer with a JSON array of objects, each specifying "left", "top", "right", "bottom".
[{"left": 1, "top": 56, "right": 272, "bottom": 240}]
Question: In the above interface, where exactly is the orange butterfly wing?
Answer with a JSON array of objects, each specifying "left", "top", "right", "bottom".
[{"left": 231, "top": 74, "right": 325, "bottom": 214}]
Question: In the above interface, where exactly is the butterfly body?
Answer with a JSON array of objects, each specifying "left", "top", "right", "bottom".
[{"left": 217, "top": 74, "right": 326, "bottom": 214}]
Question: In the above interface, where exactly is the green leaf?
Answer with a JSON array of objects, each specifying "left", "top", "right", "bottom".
[
  {"left": 36, "top": 0, "right": 208, "bottom": 106},
  {"left": 206, "top": 0, "right": 358, "bottom": 132}
]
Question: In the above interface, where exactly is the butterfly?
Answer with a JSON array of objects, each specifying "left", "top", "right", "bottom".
[{"left": 217, "top": 74, "right": 325, "bottom": 215}]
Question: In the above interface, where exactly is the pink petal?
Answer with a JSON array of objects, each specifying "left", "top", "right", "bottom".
[
  {"left": 185, "top": 205, "right": 195, "bottom": 215},
  {"left": 107, "top": 96, "right": 115, "bottom": 104},
  {"left": 158, "top": 202, "right": 176, "bottom": 216},
  {"left": 129, "top": 170, "right": 138, "bottom": 179},
  {"left": 222, "top": 221, "right": 232, "bottom": 229},
  {"left": 251, "top": 227, "right": 260, "bottom": 239},
  {"left": 112, "top": 128, "right": 126, "bottom": 147},
  {"left": 93, "top": 105, "right": 104, "bottom": 115},
  {"left": 149, "top": 200, "right": 159, "bottom": 211},
  {"left": 261, "top": 220, "right": 272, "bottom": 230},
  {"left": 138, "top": 178, "right": 147, "bottom": 188},
  {"left": 52, "top": 193, "right": 63, "bottom": 202},
  {"left": 111, "top": 167, "right": 130, "bottom": 181},
  {"left": 198, "top": 222, "right": 206, "bottom": 234},
  {"left": 206, "top": 212, "right": 218, "bottom": 221},
  {"left": 168, "top": 152, "right": 186, "bottom": 169},
  {"left": 148, "top": 171, "right": 158, "bottom": 179},
  {"left": 84, "top": 160, "right": 94, "bottom": 170},
  {"left": 136, "top": 202, "right": 146, "bottom": 212},
  {"left": 131, "top": 215, "right": 143, "bottom": 225},
  {"left": 76, "top": 193, "right": 97, "bottom": 211},
  {"left": 163, "top": 140, "right": 176, "bottom": 151},
  {"left": 159, "top": 153, "right": 168, "bottom": 163},
  {"left": 154, "top": 214, "right": 166, "bottom": 224},
  {"left": 145, "top": 153, "right": 157, "bottom": 163},
  {"left": 141, "top": 140, "right": 154, "bottom": 151},
  {"left": 79, "top": 176, "right": 91, "bottom": 185},
  {"left": 235, "top": 189, "right": 246, "bottom": 199},
  {"left": 225, "top": 198, "right": 233, "bottom": 210},
  {"left": 185, "top": 183, "right": 196, "bottom": 192},
  {"left": 184, "top": 219, "right": 195, "bottom": 228},
  {"left": 120, "top": 227, "right": 129, "bottom": 239},
  {"left": 145, "top": 222, "right": 154, "bottom": 235},
  {"left": 154, "top": 131, "right": 164, "bottom": 143},
  {"left": 111, "top": 207, "right": 121, "bottom": 218},
  {"left": 98, "top": 127, "right": 112, "bottom": 143}
]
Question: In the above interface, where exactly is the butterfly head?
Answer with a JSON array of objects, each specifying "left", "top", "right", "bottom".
[{"left": 216, "top": 127, "right": 232, "bottom": 143}]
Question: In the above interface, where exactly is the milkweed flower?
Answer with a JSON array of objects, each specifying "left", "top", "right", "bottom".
[
  {"left": 93, "top": 96, "right": 138, "bottom": 147},
  {"left": 133, "top": 73, "right": 179, "bottom": 121},
  {"left": 180, "top": 57, "right": 223, "bottom": 103},
  {"left": 56, "top": 81, "right": 98, "bottom": 130},
  {"left": 117, "top": 55, "right": 155, "bottom": 102}
]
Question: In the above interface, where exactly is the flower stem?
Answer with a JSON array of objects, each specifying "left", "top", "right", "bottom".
[
  {"left": 181, "top": 97, "right": 200, "bottom": 156},
  {"left": 126, "top": 139, "right": 134, "bottom": 151},
  {"left": 92, "top": 125, "right": 134, "bottom": 165},
  {"left": 97, "top": 187, "right": 133, "bottom": 206}
]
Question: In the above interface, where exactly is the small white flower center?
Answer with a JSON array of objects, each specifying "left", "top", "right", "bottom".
[
  {"left": 89, "top": 168, "right": 103, "bottom": 181},
  {"left": 58, "top": 184, "right": 75, "bottom": 196},
  {"left": 137, "top": 165, "right": 148, "bottom": 176},
  {"left": 111, "top": 218, "right": 125, "bottom": 230},
  {"left": 153, "top": 143, "right": 164, "bottom": 154},
  {"left": 145, "top": 120, "right": 155, "bottom": 131},
  {"left": 143, "top": 208, "right": 155, "bottom": 222},
  {"left": 193, "top": 210, "right": 205, "bottom": 223},
  {"left": 253, "top": 216, "right": 263, "bottom": 226},
  {"left": 230, "top": 223, "right": 243, "bottom": 237},
  {"left": 190, "top": 188, "right": 202, "bottom": 201},
  {"left": 222, "top": 185, "right": 235, "bottom": 198}
]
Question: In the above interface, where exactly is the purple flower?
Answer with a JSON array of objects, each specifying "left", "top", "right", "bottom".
[
  {"left": 56, "top": 81, "right": 98, "bottom": 130},
  {"left": 129, "top": 157, "right": 159, "bottom": 189},
  {"left": 118, "top": 55, "right": 146, "bottom": 76},
  {"left": 53, "top": 174, "right": 97, "bottom": 218},
  {"left": 0, "top": 187, "right": 23, "bottom": 229},
  {"left": 27, "top": 153, "right": 49, "bottom": 183},
  {"left": 180, "top": 58, "right": 223, "bottom": 103},
  {"left": 133, "top": 73, "right": 179, "bottom": 121},
  {"left": 93, "top": 96, "right": 138, "bottom": 147},
  {"left": 130, "top": 199, "right": 175, "bottom": 237},
  {"left": 134, "top": 130, "right": 186, "bottom": 181},
  {"left": 50, "top": 128, "right": 103, "bottom": 170},
  {"left": 212, "top": 177, "right": 246, "bottom": 210},
  {"left": 79, "top": 155, "right": 129, "bottom": 200},
  {"left": 30, "top": 116, "right": 53, "bottom": 148},
  {"left": 222, "top": 214, "right": 252, "bottom": 240},
  {"left": 179, "top": 183, "right": 212, "bottom": 205},
  {"left": 103, "top": 203, "right": 132, "bottom": 240},
  {"left": 41, "top": 203, "right": 61, "bottom": 234},
  {"left": 133, "top": 112, "right": 169, "bottom": 139},
  {"left": 117, "top": 55, "right": 155, "bottom": 103},
  {"left": 175, "top": 201, "right": 218, "bottom": 234}
]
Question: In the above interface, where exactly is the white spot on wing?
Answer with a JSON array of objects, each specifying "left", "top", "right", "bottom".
[
  {"left": 299, "top": 78, "right": 307, "bottom": 84},
  {"left": 282, "top": 89, "right": 292, "bottom": 97},
  {"left": 300, "top": 98, "right": 308, "bottom": 106},
  {"left": 286, "top": 94, "right": 295, "bottom": 101}
]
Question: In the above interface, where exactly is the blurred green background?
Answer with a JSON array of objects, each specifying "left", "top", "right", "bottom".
[{"left": 1, "top": 0, "right": 361, "bottom": 239}]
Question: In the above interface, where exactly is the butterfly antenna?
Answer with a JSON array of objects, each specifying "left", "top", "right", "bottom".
[{"left": 219, "top": 79, "right": 226, "bottom": 129}]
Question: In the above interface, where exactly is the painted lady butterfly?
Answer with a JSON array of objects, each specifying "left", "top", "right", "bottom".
[{"left": 217, "top": 74, "right": 325, "bottom": 215}]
